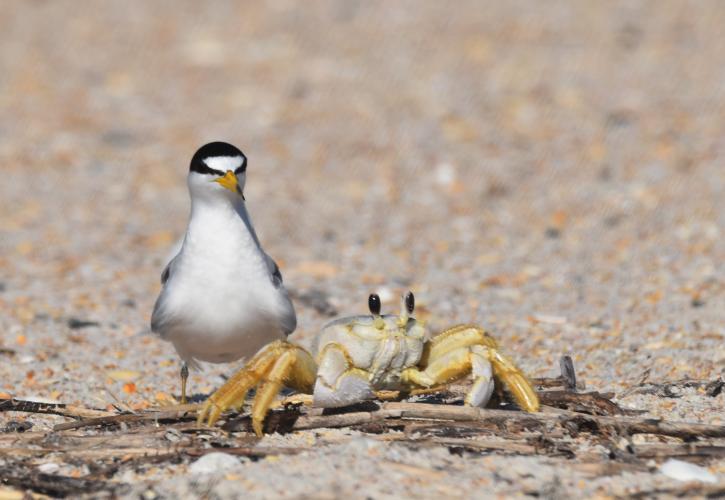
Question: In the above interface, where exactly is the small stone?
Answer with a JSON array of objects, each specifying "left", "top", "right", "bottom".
[
  {"left": 189, "top": 452, "right": 242, "bottom": 475},
  {"left": 165, "top": 428, "right": 183, "bottom": 442},
  {"left": 67, "top": 318, "right": 101, "bottom": 329},
  {"left": 37, "top": 463, "right": 60, "bottom": 474},
  {"left": 141, "top": 489, "right": 159, "bottom": 500},
  {"left": 4, "top": 420, "right": 32, "bottom": 433},
  {"left": 660, "top": 459, "right": 717, "bottom": 483}
]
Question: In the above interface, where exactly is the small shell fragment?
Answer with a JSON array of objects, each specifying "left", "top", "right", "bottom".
[{"left": 660, "top": 459, "right": 717, "bottom": 483}]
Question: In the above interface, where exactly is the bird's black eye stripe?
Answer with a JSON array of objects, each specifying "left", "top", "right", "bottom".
[
  {"left": 189, "top": 141, "right": 247, "bottom": 174},
  {"left": 234, "top": 157, "right": 247, "bottom": 175},
  {"left": 368, "top": 294, "right": 381, "bottom": 315},
  {"left": 190, "top": 163, "right": 225, "bottom": 176}
]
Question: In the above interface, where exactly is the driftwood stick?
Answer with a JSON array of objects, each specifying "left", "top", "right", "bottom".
[
  {"left": 548, "top": 406, "right": 725, "bottom": 440},
  {"left": 538, "top": 390, "right": 624, "bottom": 416},
  {"left": 53, "top": 407, "right": 198, "bottom": 431},
  {"left": 530, "top": 376, "right": 570, "bottom": 389},
  {"left": 320, "top": 403, "right": 725, "bottom": 440},
  {"left": 0, "top": 465, "right": 109, "bottom": 497},
  {"left": 629, "top": 377, "right": 725, "bottom": 398},
  {"left": 0, "top": 398, "right": 114, "bottom": 420},
  {"left": 629, "top": 483, "right": 725, "bottom": 499},
  {"left": 54, "top": 400, "right": 725, "bottom": 442},
  {"left": 291, "top": 410, "right": 383, "bottom": 431},
  {"left": 2, "top": 446, "right": 182, "bottom": 459},
  {"left": 427, "top": 436, "right": 537, "bottom": 454},
  {"left": 621, "top": 418, "right": 725, "bottom": 440},
  {"left": 632, "top": 443, "right": 725, "bottom": 460},
  {"left": 567, "top": 461, "right": 650, "bottom": 477}
]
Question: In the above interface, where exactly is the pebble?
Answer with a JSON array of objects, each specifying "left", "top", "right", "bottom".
[
  {"left": 189, "top": 453, "right": 243, "bottom": 475},
  {"left": 660, "top": 459, "right": 718, "bottom": 484},
  {"left": 37, "top": 463, "right": 61, "bottom": 474}
]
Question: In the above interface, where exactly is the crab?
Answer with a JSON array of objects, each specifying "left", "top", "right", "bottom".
[{"left": 197, "top": 291, "right": 540, "bottom": 435}]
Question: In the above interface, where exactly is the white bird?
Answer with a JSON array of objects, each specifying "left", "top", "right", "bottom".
[{"left": 151, "top": 141, "right": 296, "bottom": 403}]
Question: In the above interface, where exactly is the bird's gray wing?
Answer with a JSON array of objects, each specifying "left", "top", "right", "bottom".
[
  {"left": 151, "top": 254, "right": 179, "bottom": 335},
  {"left": 263, "top": 252, "right": 284, "bottom": 289},
  {"left": 160, "top": 256, "right": 175, "bottom": 285},
  {"left": 263, "top": 252, "right": 297, "bottom": 335}
]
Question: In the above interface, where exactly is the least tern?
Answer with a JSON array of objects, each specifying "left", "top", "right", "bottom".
[{"left": 151, "top": 141, "right": 296, "bottom": 403}]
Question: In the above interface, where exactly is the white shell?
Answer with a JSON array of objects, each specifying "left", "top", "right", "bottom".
[{"left": 660, "top": 459, "right": 717, "bottom": 483}]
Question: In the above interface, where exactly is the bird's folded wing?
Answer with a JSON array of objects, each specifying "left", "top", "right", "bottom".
[
  {"left": 263, "top": 252, "right": 297, "bottom": 335},
  {"left": 151, "top": 254, "right": 180, "bottom": 335},
  {"left": 160, "top": 254, "right": 179, "bottom": 285},
  {"left": 263, "top": 252, "right": 283, "bottom": 288}
]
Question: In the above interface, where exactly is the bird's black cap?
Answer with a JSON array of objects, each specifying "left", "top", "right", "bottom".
[{"left": 189, "top": 141, "right": 247, "bottom": 175}]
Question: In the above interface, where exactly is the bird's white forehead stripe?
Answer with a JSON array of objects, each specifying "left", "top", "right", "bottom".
[{"left": 203, "top": 155, "right": 243, "bottom": 171}]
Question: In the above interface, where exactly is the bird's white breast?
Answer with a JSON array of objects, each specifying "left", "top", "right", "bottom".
[{"left": 158, "top": 199, "right": 288, "bottom": 364}]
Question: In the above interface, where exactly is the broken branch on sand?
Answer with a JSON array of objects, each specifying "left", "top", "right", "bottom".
[{"left": 0, "top": 398, "right": 114, "bottom": 420}]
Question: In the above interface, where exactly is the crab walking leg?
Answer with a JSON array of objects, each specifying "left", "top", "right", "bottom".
[
  {"left": 313, "top": 343, "right": 375, "bottom": 408},
  {"left": 422, "top": 324, "right": 499, "bottom": 363},
  {"left": 197, "top": 342, "right": 280, "bottom": 426},
  {"left": 197, "top": 340, "right": 317, "bottom": 435},
  {"left": 466, "top": 345, "right": 495, "bottom": 406},
  {"left": 402, "top": 336, "right": 540, "bottom": 412},
  {"left": 250, "top": 345, "right": 317, "bottom": 436},
  {"left": 405, "top": 345, "right": 497, "bottom": 407},
  {"left": 427, "top": 325, "right": 539, "bottom": 412},
  {"left": 401, "top": 346, "right": 486, "bottom": 394},
  {"left": 486, "top": 345, "right": 540, "bottom": 412}
]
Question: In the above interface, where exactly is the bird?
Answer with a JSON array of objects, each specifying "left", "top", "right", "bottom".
[{"left": 150, "top": 141, "right": 296, "bottom": 403}]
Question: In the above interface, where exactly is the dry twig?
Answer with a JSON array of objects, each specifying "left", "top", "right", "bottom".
[{"left": 0, "top": 398, "right": 114, "bottom": 420}]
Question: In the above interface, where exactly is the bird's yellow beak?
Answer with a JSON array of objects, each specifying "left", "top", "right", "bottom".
[{"left": 214, "top": 170, "right": 243, "bottom": 197}]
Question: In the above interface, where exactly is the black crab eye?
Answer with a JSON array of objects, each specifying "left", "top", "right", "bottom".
[
  {"left": 368, "top": 294, "right": 381, "bottom": 315},
  {"left": 405, "top": 291, "right": 415, "bottom": 314}
]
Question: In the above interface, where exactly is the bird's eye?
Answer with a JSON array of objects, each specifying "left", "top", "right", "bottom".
[
  {"left": 405, "top": 291, "right": 415, "bottom": 314},
  {"left": 368, "top": 294, "right": 381, "bottom": 315}
]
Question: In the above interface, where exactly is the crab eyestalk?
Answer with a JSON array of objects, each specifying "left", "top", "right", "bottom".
[
  {"left": 368, "top": 293, "right": 385, "bottom": 330},
  {"left": 397, "top": 291, "right": 415, "bottom": 327}
]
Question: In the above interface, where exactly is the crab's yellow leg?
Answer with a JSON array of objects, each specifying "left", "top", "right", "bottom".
[
  {"left": 402, "top": 325, "right": 539, "bottom": 412},
  {"left": 421, "top": 324, "right": 498, "bottom": 365},
  {"left": 486, "top": 344, "right": 540, "bottom": 413},
  {"left": 250, "top": 345, "right": 316, "bottom": 436},
  {"left": 401, "top": 347, "right": 475, "bottom": 388},
  {"left": 197, "top": 341, "right": 317, "bottom": 432},
  {"left": 197, "top": 342, "right": 281, "bottom": 426}
]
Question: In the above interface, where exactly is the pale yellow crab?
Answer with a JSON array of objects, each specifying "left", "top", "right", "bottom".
[{"left": 198, "top": 292, "right": 540, "bottom": 436}]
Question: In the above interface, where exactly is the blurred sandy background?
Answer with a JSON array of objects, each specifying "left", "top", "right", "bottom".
[{"left": 0, "top": 1, "right": 723, "bottom": 496}]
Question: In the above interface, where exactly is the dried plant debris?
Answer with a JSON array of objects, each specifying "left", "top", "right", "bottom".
[
  {"left": 1, "top": 358, "right": 723, "bottom": 497},
  {"left": 629, "top": 377, "right": 725, "bottom": 399}
]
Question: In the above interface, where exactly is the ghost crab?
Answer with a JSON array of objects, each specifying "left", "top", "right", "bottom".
[{"left": 198, "top": 292, "right": 540, "bottom": 435}]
